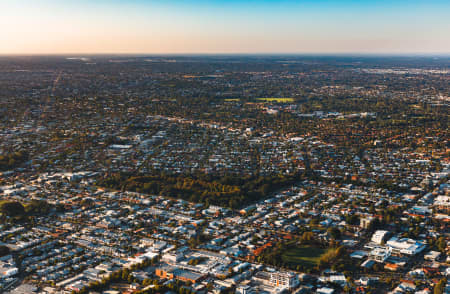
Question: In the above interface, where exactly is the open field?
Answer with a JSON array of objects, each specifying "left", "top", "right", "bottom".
[
  {"left": 281, "top": 246, "right": 327, "bottom": 268},
  {"left": 257, "top": 98, "right": 294, "bottom": 102}
]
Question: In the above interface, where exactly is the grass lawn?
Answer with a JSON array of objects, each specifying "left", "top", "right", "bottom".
[
  {"left": 257, "top": 97, "right": 294, "bottom": 103},
  {"left": 281, "top": 246, "right": 327, "bottom": 268}
]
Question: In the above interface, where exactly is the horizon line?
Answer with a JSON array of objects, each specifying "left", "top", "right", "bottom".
[{"left": 1, "top": 52, "right": 450, "bottom": 57}]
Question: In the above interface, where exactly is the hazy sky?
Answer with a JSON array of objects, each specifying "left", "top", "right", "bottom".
[{"left": 1, "top": 0, "right": 449, "bottom": 54}]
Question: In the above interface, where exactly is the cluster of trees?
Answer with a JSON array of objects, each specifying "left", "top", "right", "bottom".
[
  {"left": 25, "top": 199, "right": 53, "bottom": 215},
  {"left": 98, "top": 171, "right": 303, "bottom": 208},
  {"left": 187, "top": 256, "right": 207, "bottom": 266},
  {"left": 429, "top": 236, "right": 448, "bottom": 254},
  {"left": 317, "top": 246, "right": 347, "bottom": 269},
  {"left": 327, "top": 227, "right": 342, "bottom": 240},
  {"left": 0, "top": 201, "right": 25, "bottom": 217},
  {"left": 257, "top": 241, "right": 303, "bottom": 271},
  {"left": 0, "top": 200, "right": 54, "bottom": 222},
  {"left": 0, "top": 245, "right": 10, "bottom": 257},
  {"left": 187, "top": 233, "right": 210, "bottom": 248},
  {"left": 345, "top": 214, "right": 360, "bottom": 226},
  {"left": 0, "top": 151, "right": 28, "bottom": 171}
]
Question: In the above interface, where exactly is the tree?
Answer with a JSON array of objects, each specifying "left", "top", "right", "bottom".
[
  {"left": 434, "top": 278, "right": 447, "bottom": 294},
  {"left": 0, "top": 201, "right": 25, "bottom": 217},
  {"left": 327, "top": 227, "right": 341, "bottom": 240},
  {"left": 300, "top": 231, "right": 315, "bottom": 243},
  {"left": 345, "top": 214, "right": 360, "bottom": 225},
  {"left": 437, "top": 237, "right": 446, "bottom": 253},
  {"left": 25, "top": 200, "right": 51, "bottom": 215},
  {"left": 0, "top": 245, "right": 10, "bottom": 257}
]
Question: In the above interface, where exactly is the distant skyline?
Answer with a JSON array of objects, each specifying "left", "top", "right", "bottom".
[{"left": 1, "top": 0, "right": 450, "bottom": 55}]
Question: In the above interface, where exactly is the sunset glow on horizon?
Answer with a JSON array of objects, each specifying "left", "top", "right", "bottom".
[{"left": 1, "top": 0, "right": 450, "bottom": 55}]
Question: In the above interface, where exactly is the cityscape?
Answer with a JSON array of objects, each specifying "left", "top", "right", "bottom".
[{"left": 0, "top": 1, "right": 449, "bottom": 294}]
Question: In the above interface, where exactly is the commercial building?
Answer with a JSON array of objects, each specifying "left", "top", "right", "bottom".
[
  {"left": 386, "top": 237, "right": 426, "bottom": 256},
  {"left": 371, "top": 230, "right": 389, "bottom": 245},
  {"left": 269, "top": 272, "right": 299, "bottom": 290}
]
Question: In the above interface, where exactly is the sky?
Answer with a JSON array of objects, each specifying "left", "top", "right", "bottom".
[{"left": 0, "top": 0, "right": 449, "bottom": 55}]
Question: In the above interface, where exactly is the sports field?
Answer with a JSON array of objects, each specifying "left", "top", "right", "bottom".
[
  {"left": 281, "top": 246, "right": 327, "bottom": 268},
  {"left": 257, "top": 98, "right": 294, "bottom": 102}
]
